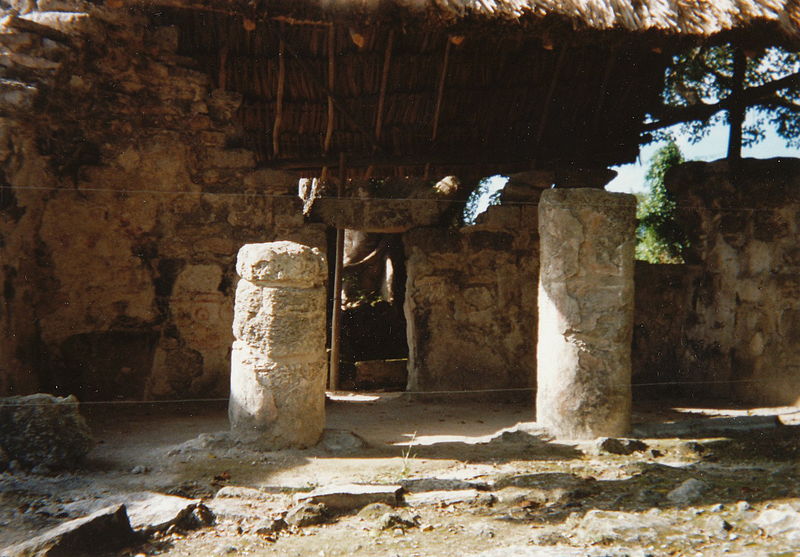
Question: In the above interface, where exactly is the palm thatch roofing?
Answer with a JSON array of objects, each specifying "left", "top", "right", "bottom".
[
  {"left": 144, "top": 0, "right": 797, "bottom": 36},
  {"left": 141, "top": 0, "right": 800, "bottom": 179}
]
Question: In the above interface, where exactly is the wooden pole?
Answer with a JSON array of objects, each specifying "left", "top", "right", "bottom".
[
  {"left": 532, "top": 45, "right": 568, "bottom": 168},
  {"left": 273, "top": 28, "right": 286, "bottom": 158},
  {"left": 328, "top": 153, "right": 346, "bottom": 392},
  {"left": 218, "top": 45, "right": 228, "bottom": 90},
  {"left": 431, "top": 39, "right": 451, "bottom": 142},
  {"left": 590, "top": 44, "right": 618, "bottom": 134},
  {"left": 375, "top": 29, "right": 394, "bottom": 144},
  {"left": 728, "top": 47, "right": 746, "bottom": 161},
  {"left": 324, "top": 25, "right": 336, "bottom": 154}
]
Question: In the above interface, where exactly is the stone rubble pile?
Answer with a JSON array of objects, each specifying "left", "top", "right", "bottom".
[{"left": 0, "top": 393, "right": 93, "bottom": 472}]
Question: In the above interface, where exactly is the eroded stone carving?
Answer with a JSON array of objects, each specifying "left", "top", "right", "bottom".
[{"left": 229, "top": 241, "right": 327, "bottom": 448}]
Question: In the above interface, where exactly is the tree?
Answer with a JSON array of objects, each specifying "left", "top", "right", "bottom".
[
  {"left": 647, "top": 45, "right": 800, "bottom": 157},
  {"left": 636, "top": 139, "right": 687, "bottom": 263},
  {"left": 462, "top": 176, "right": 503, "bottom": 225}
]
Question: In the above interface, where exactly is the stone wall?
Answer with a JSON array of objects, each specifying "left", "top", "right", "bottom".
[
  {"left": 631, "top": 262, "right": 699, "bottom": 396},
  {"left": 403, "top": 203, "right": 539, "bottom": 398},
  {"left": 0, "top": 4, "right": 322, "bottom": 399},
  {"left": 662, "top": 159, "right": 800, "bottom": 405}
]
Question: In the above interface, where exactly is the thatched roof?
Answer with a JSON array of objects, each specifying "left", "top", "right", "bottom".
[
  {"left": 143, "top": 0, "right": 797, "bottom": 38},
  {"left": 142, "top": 0, "right": 799, "bottom": 179}
]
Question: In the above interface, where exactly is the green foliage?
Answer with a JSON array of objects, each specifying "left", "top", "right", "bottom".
[
  {"left": 663, "top": 45, "right": 800, "bottom": 148},
  {"left": 636, "top": 139, "right": 687, "bottom": 263},
  {"left": 462, "top": 177, "right": 503, "bottom": 225}
]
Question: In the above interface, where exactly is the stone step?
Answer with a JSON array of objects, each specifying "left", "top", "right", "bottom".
[{"left": 295, "top": 483, "right": 403, "bottom": 511}]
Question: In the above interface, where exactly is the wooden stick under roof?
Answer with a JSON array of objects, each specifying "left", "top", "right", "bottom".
[
  {"left": 532, "top": 44, "right": 568, "bottom": 168},
  {"left": 590, "top": 43, "right": 619, "bottom": 134},
  {"left": 277, "top": 27, "right": 384, "bottom": 154},
  {"left": 324, "top": 24, "right": 336, "bottom": 154},
  {"left": 328, "top": 153, "right": 346, "bottom": 392},
  {"left": 218, "top": 45, "right": 228, "bottom": 89},
  {"left": 374, "top": 28, "right": 394, "bottom": 144},
  {"left": 272, "top": 25, "right": 286, "bottom": 158},
  {"left": 431, "top": 38, "right": 451, "bottom": 143}
]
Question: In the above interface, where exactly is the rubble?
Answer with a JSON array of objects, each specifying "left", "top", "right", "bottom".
[
  {"left": 2, "top": 505, "right": 135, "bottom": 557},
  {"left": 0, "top": 394, "right": 93, "bottom": 472}
]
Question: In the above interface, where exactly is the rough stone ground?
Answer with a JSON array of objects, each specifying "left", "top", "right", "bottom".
[{"left": 1, "top": 394, "right": 799, "bottom": 556}]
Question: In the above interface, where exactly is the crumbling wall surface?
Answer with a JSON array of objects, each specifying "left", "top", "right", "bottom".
[
  {"left": 404, "top": 204, "right": 538, "bottom": 397},
  {"left": 632, "top": 262, "right": 700, "bottom": 394},
  {"left": 0, "top": 4, "right": 320, "bottom": 399},
  {"left": 668, "top": 158, "right": 800, "bottom": 405}
]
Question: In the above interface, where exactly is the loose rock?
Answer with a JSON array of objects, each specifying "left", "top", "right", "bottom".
[
  {"left": 285, "top": 502, "right": 330, "bottom": 527},
  {"left": 252, "top": 517, "right": 287, "bottom": 535},
  {"left": 594, "top": 437, "right": 649, "bottom": 456},
  {"left": 2, "top": 504, "right": 136, "bottom": 557},
  {"left": 404, "top": 489, "right": 492, "bottom": 507},
  {"left": 0, "top": 394, "right": 94, "bottom": 471},
  {"left": 754, "top": 504, "right": 800, "bottom": 542},
  {"left": 571, "top": 509, "right": 671, "bottom": 544},
  {"left": 319, "top": 429, "right": 369, "bottom": 453},
  {"left": 666, "top": 478, "right": 709, "bottom": 505},
  {"left": 61, "top": 492, "right": 205, "bottom": 534},
  {"left": 377, "top": 510, "right": 419, "bottom": 531},
  {"left": 295, "top": 484, "right": 403, "bottom": 511}
]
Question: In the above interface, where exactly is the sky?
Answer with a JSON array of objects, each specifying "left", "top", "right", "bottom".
[
  {"left": 606, "top": 114, "right": 800, "bottom": 194},
  {"left": 466, "top": 112, "right": 800, "bottom": 221}
]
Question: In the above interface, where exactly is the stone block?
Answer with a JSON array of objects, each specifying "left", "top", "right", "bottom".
[
  {"left": 0, "top": 393, "right": 93, "bottom": 471},
  {"left": 0, "top": 79, "right": 37, "bottom": 112},
  {"left": 61, "top": 492, "right": 203, "bottom": 535},
  {"left": 312, "top": 197, "right": 453, "bottom": 233},
  {"left": 295, "top": 484, "right": 403, "bottom": 511},
  {"left": 236, "top": 241, "right": 327, "bottom": 288},
  {"left": 205, "top": 148, "right": 256, "bottom": 169},
  {"left": 208, "top": 88, "right": 243, "bottom": 121},
  {"left": 354, "top": 359, "right": 408, "bottom": 389},
  {"left": 21, "top": 11, "right": 100, "bottom": 36},
  {"left": 2, "top": 504, "right": 135, "bottom": 557},
  {"left": 243, "top": 168, "right": 299, "bottom": 194}
]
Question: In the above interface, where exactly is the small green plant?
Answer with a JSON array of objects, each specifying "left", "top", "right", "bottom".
[{"left": 400, "top": 431, "right": 418, "bottom": 477}]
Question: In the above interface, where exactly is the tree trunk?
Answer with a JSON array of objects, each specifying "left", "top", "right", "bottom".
[{"left": 727, "top": 47, "right": 747, "bottom": 161}]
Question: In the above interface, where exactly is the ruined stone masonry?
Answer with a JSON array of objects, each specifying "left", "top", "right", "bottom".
[
  {"left": 664, "top": 159, "right": 800, "bottom": 405},
  {"left": 229, "top": 242, "right": 327, "bottom": 448},
  {"left": 536, "top": 189, "right": 636, "bottom": 439},
  {"left": 0, "top": 4, "right": 324, "bottom": 399},
  {"left": 403, "top": 202, "right": 539, "bottom": 398}
]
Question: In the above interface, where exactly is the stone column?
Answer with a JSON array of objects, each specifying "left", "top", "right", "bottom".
[
  {"left": 536, "top": 188, "right": 636, "bottom": 439},
  {"left": 229, "top": 241, "right": 327, "bottom": 448}
]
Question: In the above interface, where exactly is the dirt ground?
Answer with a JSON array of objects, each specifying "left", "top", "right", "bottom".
[{"left": 2, "top": 393, "right": 800, "bottom": 556}]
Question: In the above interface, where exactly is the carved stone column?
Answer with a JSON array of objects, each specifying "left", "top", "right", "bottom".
[
  {"left": 229, "top": 241, "right": 327, "bottom": 448},
  {"left": 536, "top": 189, "right": 636, "bottom": 439}
]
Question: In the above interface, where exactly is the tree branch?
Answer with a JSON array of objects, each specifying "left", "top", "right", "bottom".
[{"left": 643, "top": 70, "right": 800, "bottom": 132}]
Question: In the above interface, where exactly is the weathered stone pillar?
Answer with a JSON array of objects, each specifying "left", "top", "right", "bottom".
[
  {"left": 536, "top": 189, "right": 636, "bottom": 439},
  {"left": 229, "top": 241, "right": 327, "bottom": 448}
]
